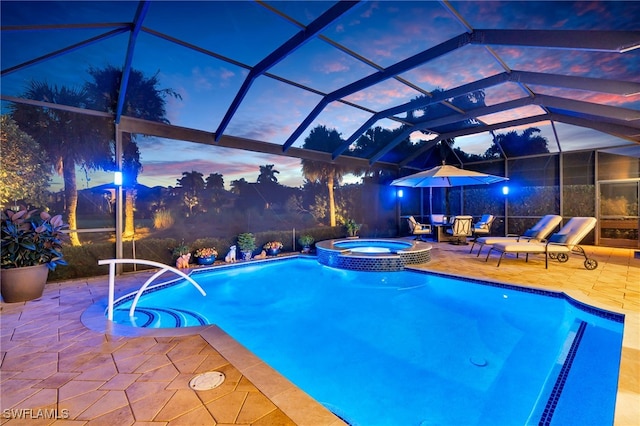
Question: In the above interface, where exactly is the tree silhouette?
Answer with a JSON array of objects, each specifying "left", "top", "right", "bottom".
[
  {"left": 177, "top": 171, "right": 205, "bottom": 197},
  {"left": 176, "top": 171, "right": 205, "bottom": 216},
  {"left": 485, "top": 127, "right": 550, "bottom": 158},
  {"left": 10, "top": 81, "right": 113, "bottom": 245},
  {"left": 85, "top": 65, "right": 181, "bottom": 237},
  {"left": 230, "top": 178, "right": 249, "bottom": 195},
  {"left": 257, "top": 164, "right": 279, "bottom": 184},
  {"left": 301, "top": 126, "right": 353, "bottom": 226},
  {"left": 203, "top": 173, "right": 226, "bottom": 213},
  {"left": 205, "top": 173, "right": 224, "bottom": 190}
]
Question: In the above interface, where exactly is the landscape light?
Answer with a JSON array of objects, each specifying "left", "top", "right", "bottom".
[
  {"left": 114, "top": 171, "right": 123, "bottom": 186},
  {"left": 502, "top": 186, "right": 509, "bottom": 195},
  {"left": 397, "top": 189, "right": 403, "bottom": 198}
]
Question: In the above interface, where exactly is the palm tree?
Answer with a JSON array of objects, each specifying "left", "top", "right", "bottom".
[
  {"left": 257, "top": 164, "right": 279, "bottom": 184},
  {"left": 230, "top": 178, "right": 249, "bottom": 195},
  {"left": 205, "top": 173, "right": 224, "bottom": 190},
  {"left": 177, "top": 171, "right": 205, "bottom": 215},
  {"left": 177, "top": 171, "right": 205, "bottom": 195},
  {"left": 85, "top": 65, "right": 180, "bottom": 237},
  {"left": 10, "top": 81, "right": 113, "bottom": 245},
  {"left": 301, "top": 126, "right": 353, "bottom": 227},
  {"left": 204, "top": 172, "right": 226, "bottom": 213},
  {"left": 485, "top": 128, "right": 550, "bottom": 158}
]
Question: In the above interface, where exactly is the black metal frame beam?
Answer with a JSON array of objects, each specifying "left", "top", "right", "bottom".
[
  {"left": 115, "top": 0, "right": 150, "bottom": 124},
  {"left": 214, "top": 1, "right": 361, "bottom": 141},
  {"left": 283, "top": 29, "right": 639, "bottom": 153},
  {"left": 1, "top": 28, "right": 129, "bottom": 76},
  {"left": 282, "top": 32, "right": 473, "bottom": 152}
]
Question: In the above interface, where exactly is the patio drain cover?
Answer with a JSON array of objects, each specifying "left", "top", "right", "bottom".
[{"left": 189, "top": 371, "right": 225, "bottom": 390}]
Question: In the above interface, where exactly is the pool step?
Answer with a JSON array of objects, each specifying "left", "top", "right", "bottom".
[{"left": 113, "top": 307, "right": 207, "bottom": 328}]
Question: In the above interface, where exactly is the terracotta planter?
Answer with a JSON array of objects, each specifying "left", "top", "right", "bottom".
[{"left": 1, "top": 264, "right": 49, "bottom": 303}]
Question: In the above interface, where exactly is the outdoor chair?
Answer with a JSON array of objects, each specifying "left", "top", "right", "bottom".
[
  {"left": 407, "top": 216, "right": 432, "bottom": 241},
  {"left": 446, "top": 215, "right": 473, "bottom": 245},
  {"left": 485, "top": 217, "right": 598, "bottom": 269},
  {"left": 471, "top": 214, "right": 494, "bottom": 241},
  {"left": 469, "top": 214, "right": 562, "bottom": 256}
]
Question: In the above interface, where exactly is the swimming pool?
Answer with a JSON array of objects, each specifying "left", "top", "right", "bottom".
[{"left": 107, "top": 257, "right": 624, "bottom": 425}]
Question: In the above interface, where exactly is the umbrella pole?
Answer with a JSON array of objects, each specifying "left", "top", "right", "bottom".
[{"left": 429, "top": 187, "right": 432, "bottom": 217}]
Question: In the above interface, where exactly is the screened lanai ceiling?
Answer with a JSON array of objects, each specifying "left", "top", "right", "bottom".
[{"left": 2, "top": 0, "right": 640, "bottom": 173}]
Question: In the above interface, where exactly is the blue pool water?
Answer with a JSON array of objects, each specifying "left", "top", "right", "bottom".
[
  {"left": 110, "top": 258, "right": 624, "bottom": 426},
  {"left": 333, "top": 239, "right": 413, "bottom": 253}
]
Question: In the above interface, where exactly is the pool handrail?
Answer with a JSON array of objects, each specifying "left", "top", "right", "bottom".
[{"left": 98, "top": 258, "right": 206, "bottom": 321}]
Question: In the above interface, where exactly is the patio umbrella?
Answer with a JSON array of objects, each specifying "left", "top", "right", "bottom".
[{"left": 391, "top": 164, "right": 508, "bottom": 213}]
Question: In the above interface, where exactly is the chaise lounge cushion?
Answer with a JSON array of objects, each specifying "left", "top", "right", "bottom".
[
  {"left": 490, "top": 217, "right": 597, "bottom": 256},
  {"left": 491, "top": 241, "right": 571, "bottom": 254},
  {"left": 548, "top": 234, "right": 568, "bottom": 243},
  {"left": 471, "top": 214, "right": 563, "bottom": 255}
]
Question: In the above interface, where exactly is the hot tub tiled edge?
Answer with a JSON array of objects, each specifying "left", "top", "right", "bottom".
[{"left": 315, "top": 238, "right": 432, "bottom": 271}]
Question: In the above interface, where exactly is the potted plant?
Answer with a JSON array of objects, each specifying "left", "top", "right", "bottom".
[
  {"left": 171, "top": 240, "right": 190, "bottom": 258},
  {"left": 1, "top": 208, "right": 68, "bottom": 302},
  {"left": 298, "top": 234, "right": 314, "bottom": 253},
  {"left": 237, "top": 232, "right": 256, "bottom": 261},
  {"left": 263, "top": 241, "right": 283, "bottom": 256},
  {"left": 194, "top": 247, "right": 217, "bottom": 265},
  {"left": 344, "top": 218, "right": 361, "bottom": 238}
]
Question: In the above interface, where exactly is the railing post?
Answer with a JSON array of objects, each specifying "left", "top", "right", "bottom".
[
  {"left": 98, "top": 258, "right": 206, "bottom": 322},
  {"left": 107, "top": 262, "right": 116, "bottom": 321}
]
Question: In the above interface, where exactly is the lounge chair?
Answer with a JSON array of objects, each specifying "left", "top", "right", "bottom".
[
  {"left": 407, "top": 216, "right": 432, "bottom": 241},
  {"left": 446, "top": 215, "right": 473, "bottom": 245},
  {"left": 485, "top": 217, "right": 598, "bottom": 269},
  {"left": 471, "top": 214, "right": 494, "bottom": 241},
  {"left": 469, "top": 214, "right": 562, "bottom": 256}
]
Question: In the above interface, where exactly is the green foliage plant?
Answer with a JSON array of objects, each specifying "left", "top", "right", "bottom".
[
  {"left": 171, "top": 240, "right": 190, "bottom": 259},
  {"left": 1, "top": 208, "right": 68, "bottom": 270},
  {"left": 0, "top": 116, "right": 51, "bottom": 208},
  {"left": 298, "top": 234, "right": 314, "bottom": 247},
  {"left": 343, "top": 218, "right": 361, "bottom": 237},
  {"left": 237, "top": 232, "right": 256, "bottom": 253}
]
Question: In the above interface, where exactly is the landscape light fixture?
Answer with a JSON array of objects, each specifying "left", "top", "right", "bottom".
[{"left": 114, "top": 171, "right": 123, "bottom": 186}]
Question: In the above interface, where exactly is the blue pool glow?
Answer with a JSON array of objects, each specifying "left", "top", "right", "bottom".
[
  {"left": 109, "top": 258, "right": 624, "bottom": 426},
  {"left": 332, "top": 239, "right": 412, "bottom": 253}
]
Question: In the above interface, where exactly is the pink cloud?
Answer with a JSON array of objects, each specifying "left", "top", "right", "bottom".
[
  {"left": 318, "top": 60, "right": 350, "bottom": 74},
  {"left": 358, "top": 2, "right": 379, "bottom": 19}
]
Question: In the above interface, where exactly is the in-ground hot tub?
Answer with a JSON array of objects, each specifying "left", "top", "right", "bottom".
[{"left": 315, "top": 238, "right": 432, "bottom": 271}]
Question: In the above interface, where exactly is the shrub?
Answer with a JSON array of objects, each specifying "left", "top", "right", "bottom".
[
  {"left": 46, "top": 226, "right": 345, "bottom": 282},
  {"left": 153, "top": 209, "right": 174, "bottom": 230}
]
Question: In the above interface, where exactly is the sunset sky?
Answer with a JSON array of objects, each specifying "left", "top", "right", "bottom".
[{"left": 2, "top": 1, "right": 638, "bottom": 191}]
